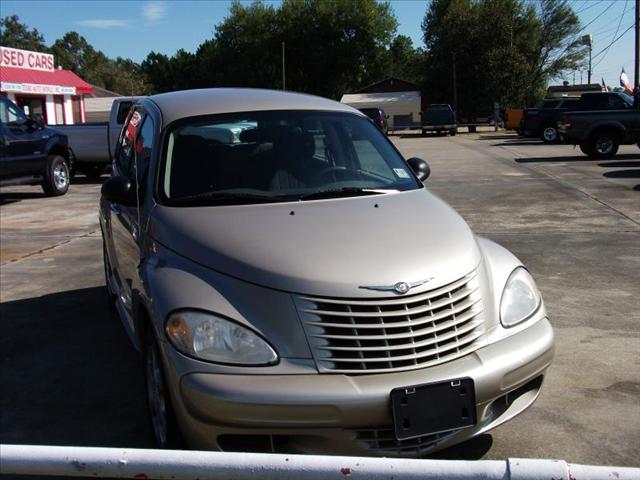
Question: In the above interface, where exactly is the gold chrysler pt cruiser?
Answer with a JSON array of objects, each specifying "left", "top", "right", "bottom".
[{"left": 99, "top": 88, "right": 555, "bottom": 457}]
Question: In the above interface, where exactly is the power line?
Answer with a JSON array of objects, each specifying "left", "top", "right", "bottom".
[
  {"left": 593, "top": 0, "right": 628, "bottom": 68},
  {"left": 575, "top": 0, "right": 606, "bottom": 14},
  {"left": 592, "top": 23, "right": 635, "bottom": 60}
]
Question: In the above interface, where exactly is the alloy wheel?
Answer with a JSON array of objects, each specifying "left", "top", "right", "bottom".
[
  {"left": 146, "top": 342, "right": 168, "bottom": 447},
  {"left": 543, "top": 127, "right": 557, "bottom": 142},
  {"left": 595, "top": 137, "right": 614, "bottom": 155},
  {"left": 53, "top": 163, "right": 69, "bottom": 190}
]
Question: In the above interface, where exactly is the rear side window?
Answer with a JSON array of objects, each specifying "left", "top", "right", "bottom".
[
  {"left": 134, "top": 115, "right": 154, "bottom": 183},
  {"left": 608, "top": 95, "right": 629, "bottom": 109},
  {"left": 116, "top": 109, "right": 144, "bottom": 175},
  {"left": 116, "top": 101, "right": 134, "bottom": 125}
]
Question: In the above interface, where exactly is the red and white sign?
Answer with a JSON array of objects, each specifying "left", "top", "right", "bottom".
[{"left": 0, "top": 46, "right": 55, "bottom": 72}]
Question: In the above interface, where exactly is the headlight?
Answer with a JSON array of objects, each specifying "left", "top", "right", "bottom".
[
  {"left": 165, "top": 310, "right": 278, "bottom": 365},
  {"left": 500, "top": 268, "right": 541, "bottom": 327}
]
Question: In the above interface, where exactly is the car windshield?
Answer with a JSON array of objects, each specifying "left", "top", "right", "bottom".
[{"left": 161, "top": 110, "right": 420, "bottom": 206}]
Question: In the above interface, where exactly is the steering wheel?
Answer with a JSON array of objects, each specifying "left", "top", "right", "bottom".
[{"left": 313, "top": 166, "right": 360, "bottom": 182}]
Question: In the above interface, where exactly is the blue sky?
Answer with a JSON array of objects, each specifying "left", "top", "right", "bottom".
[{"left": 1, "top": 0, "right": 636, "bottom": 88}]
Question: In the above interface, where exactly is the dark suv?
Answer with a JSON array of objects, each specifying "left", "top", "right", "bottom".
[
  {"left": 520, "top": 97, "right": 580, "bottom": 143},
  {"left": 0, "top": 97, "right": 72, "bottom": 196},
  {"left": 358, "top": 107, "right": 389, "bottom": 135},
  {"left": 421, "top": 104, "right": 457, "bottom": 136}
]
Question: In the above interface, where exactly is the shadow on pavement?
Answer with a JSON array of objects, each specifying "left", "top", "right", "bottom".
[
  {"left": 491, "top": 141, "right": 543, "bottom": 147},
  {"left": 603, "top": 170, "right": 640, "bottom": 179},
  {"left": 477, "top": 134, "right": 523, "bottom": 141},
  {"left": 516, "top": 153, "right": 640, "bottom": 164},
  {"left": 429, "top": 434, "right": 493, "bottom": 460},
  {"left": 0, "top": 286, "right": 153, "bottom": 448},
  {"left": 71, "top": 176, "right": 107, "bottom": 186},
  {"left": 0, "top": 191, "right": 47, "bottom": 206},
  {"left": 598, "top": 161, "right": 640, "bottom": 169}
]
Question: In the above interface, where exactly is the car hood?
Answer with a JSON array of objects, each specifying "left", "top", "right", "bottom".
[{"left": 151, "top": 189, "right": 481, "bottom": 297}]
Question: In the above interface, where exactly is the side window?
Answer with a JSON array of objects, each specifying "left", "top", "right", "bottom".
[
  {"left": 0, "top": 99, "right": 28, "bottom": 127},
  {"left": 116, "top": 109, "right": 144, "bottom": 175},
  {"left": 134, "top": 115, "right": 154, "bottom": 184},
  {"left": 116, "top": 101, "right": 133, "bottom": 125},
  {"left": 608, "top": 95, "right": 628, "bottom": 109}
]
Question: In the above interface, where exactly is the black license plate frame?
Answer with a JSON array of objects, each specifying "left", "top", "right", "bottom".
[{"left": 390, "top": 377, "right": 476, "bottom": 440}]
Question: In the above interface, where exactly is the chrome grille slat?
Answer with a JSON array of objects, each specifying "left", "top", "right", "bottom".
[
  {"left": 304, "top": 296, "right": 481, "bottom": 329},
  {"left": 318, "top": 330, "right": 484, "bottom": 363},
  {"left": 310, "top": 306, "right": 480, "bottom": 341},
  {"left": 297, "top": 271, "right": 485, "bottom": 373},
  {"left": 316, "top": 318, "right": 482, "bottom": 352},
  {"left": 301, "top": 284, "right": 478, "bottom": 317}
]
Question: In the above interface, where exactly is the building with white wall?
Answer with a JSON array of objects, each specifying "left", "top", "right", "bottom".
[{"left": 0, "top": 46, "right": 93, "bottom": 125}]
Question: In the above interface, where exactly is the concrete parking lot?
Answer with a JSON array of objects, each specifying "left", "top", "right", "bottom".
[{"left": 1, "top": 131, "right": 638, "bottom": 466}]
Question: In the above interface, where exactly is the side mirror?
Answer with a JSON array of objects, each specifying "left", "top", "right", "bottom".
[
  {"left": 101, "top": 175, "right": 137, "bottom": 206},
  {"left": 407, "top": 157, "right": 430, "bottom": 182}
]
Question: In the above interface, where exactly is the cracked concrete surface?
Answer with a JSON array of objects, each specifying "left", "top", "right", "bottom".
[{"left": 0, "top": 132, "right": 638, "bottom": 466}]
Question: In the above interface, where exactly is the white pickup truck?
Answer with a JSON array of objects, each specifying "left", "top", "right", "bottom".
[{"left": 53, "top": 97, "right": 139, "bottom": 179}]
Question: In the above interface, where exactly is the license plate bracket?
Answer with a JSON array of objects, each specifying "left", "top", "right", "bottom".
[{"left": 390, "top": 377, "right": 476, "bottom": 440}]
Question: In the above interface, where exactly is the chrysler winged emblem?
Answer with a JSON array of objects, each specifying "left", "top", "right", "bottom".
[{"left": 359, "top": 277, "right": 434, "bottom": 295}]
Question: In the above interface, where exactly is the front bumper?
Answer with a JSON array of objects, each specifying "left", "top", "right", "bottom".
[{"left": 173, "top": 318, "right": 554, "bottom": 456}]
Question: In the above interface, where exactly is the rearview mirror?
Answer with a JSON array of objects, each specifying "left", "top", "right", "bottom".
[
  {"left": 407, "top": 157, "right": 430, "bottom": 182},
  {"left": 101, "top": 175, "right": 137, "bottom": 206}
]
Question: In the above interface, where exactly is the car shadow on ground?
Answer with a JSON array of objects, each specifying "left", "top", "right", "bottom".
[
  {"left": 0, "top": 191, "right": 48, "bottom": 206},
  {"left": 598, "top": 161, "right": 640, "bottom": 169},
  {"left": 429, "top": 433, "right": 493, "bottom": 460},
  {"left": 71, "top": 176, "right": 107, "bottom": 186},
  {"left": 515, "top": 153, "right": 640, "bottom": 164},
  {"left": 603, "top": 170, "right": 640, "bottom": 179},
  {"left": 0, "top": 286, "right": 153, "bottom": 448},
  {"left": 477, "top": 134, "right": 523, "bottom": 141}
]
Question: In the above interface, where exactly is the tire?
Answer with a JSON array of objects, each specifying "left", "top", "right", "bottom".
[
  {"left": 449, "top": 129, "right": 457, "bottom": 136},
  {"left": 103, "top": 240, "right": 117, "bottom": 312},
  {"left": 81, "top": 164, "right": 106, "bottom": 180},
  {"left": 42, "top": 155, "right": 70, "bottom": 196},
  {"left": 145, "top": 329, "right": 183, "bottom": 448},
  {"left": 541, "top": 125, "right": 558, "bottom": 144},
  {"left": 584, "top": 132, "right": 620, "bottom": 159}
]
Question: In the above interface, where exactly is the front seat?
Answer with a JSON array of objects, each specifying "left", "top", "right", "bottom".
[{"left": 269, "top": 130, "right": 323, "bottom": 191}]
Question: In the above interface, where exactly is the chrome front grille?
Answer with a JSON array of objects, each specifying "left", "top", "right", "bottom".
[
  {"left": 296, "top": 271, "right": 485, "bottom": 373},
  {"left": 354, "top": 427, "right": 455, "bottom": 455}
]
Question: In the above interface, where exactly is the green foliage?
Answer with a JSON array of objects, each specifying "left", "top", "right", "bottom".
[
  {"left": 143, "top": 0, "right": 407, "bottom": 98},
  {"left": 0, "top": 15, "right": 48, "bottom": 52},
  {"left": 421, "top": 0, "right": 586, "bottom": 110}
]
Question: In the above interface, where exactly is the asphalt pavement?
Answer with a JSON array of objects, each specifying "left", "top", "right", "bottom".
[{"left": 1, "top": 131, "right": 638, "bottom": 466}]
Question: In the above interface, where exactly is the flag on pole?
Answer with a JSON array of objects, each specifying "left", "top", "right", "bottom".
[{"left": 620, "top": 68, "right": 633, "bottom": 94}]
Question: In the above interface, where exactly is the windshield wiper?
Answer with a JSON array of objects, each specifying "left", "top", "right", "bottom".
[
  {"left": 168, "top": 191, "right": 284, "bottom": 206},
  {"left": 297, "top": 187, "right": 396, "bottom": 201}
]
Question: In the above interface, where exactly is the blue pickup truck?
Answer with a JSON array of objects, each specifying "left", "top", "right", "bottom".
[{"left": 0, "top": 97, "right": 72, "bottom": 196}]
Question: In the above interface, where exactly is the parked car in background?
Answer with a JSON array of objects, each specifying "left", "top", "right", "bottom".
[
  {"left": 558, "top": 92, "right": 639, "bottom": 158},
  {"left": 520, "top": 97, "right": 580, "bottom": 143},
  {"left": 0, "top": 96, "right": 72, "bottom": 196},
  {"left": 421, "top": 104, "right": 457, "bottom": 136},
  {"left": 54, "top": 97, "right": 139, "bottom": 179},
  {"left": 358, "top": 107, "right": 389, "bottom": 135},
  {"left": 100, "top": 88, "right": 554, "bottom": 457}
]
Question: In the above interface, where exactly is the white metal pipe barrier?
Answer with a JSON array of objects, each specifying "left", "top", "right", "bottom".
[{"left": 1, "top": 444, "right": 639, "bottom": 480}]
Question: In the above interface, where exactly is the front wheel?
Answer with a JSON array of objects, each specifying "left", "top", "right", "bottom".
[
  {"left": 541, "top": 126, "right": 558, "bottom": 144},
  {"left": 585, "top": 133, "right": 620, "bottom": 159},
  {"left": 42, "top": 155, "right": 70, "bottom": 196},
  {"left": 145, "top": 329, "right": 183, "bottom": 448}
]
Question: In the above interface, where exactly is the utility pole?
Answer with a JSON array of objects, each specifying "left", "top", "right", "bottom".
[
  {"left": 452, "top": 52, "right": 458, "bottom": 116},
  {"left": 635, "top": 0, "right": 639, "bottom": 90},
  {"left": 282, "top": 42, "right": 286, "bottom": 91},
  {"left": 581, "top": 34, "right": 593, "bottom": 84}
]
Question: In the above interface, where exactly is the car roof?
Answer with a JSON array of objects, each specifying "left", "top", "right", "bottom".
[{"left": 148, "top": 88, "right": 362, "bottom": 126}]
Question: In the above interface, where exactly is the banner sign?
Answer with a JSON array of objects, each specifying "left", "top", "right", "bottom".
[
  {"left": 0, "top": 46, "right": 55, "bottom": 72},
  {"left": 0, "top": 82, "right": 76, "bottom": 95}
]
